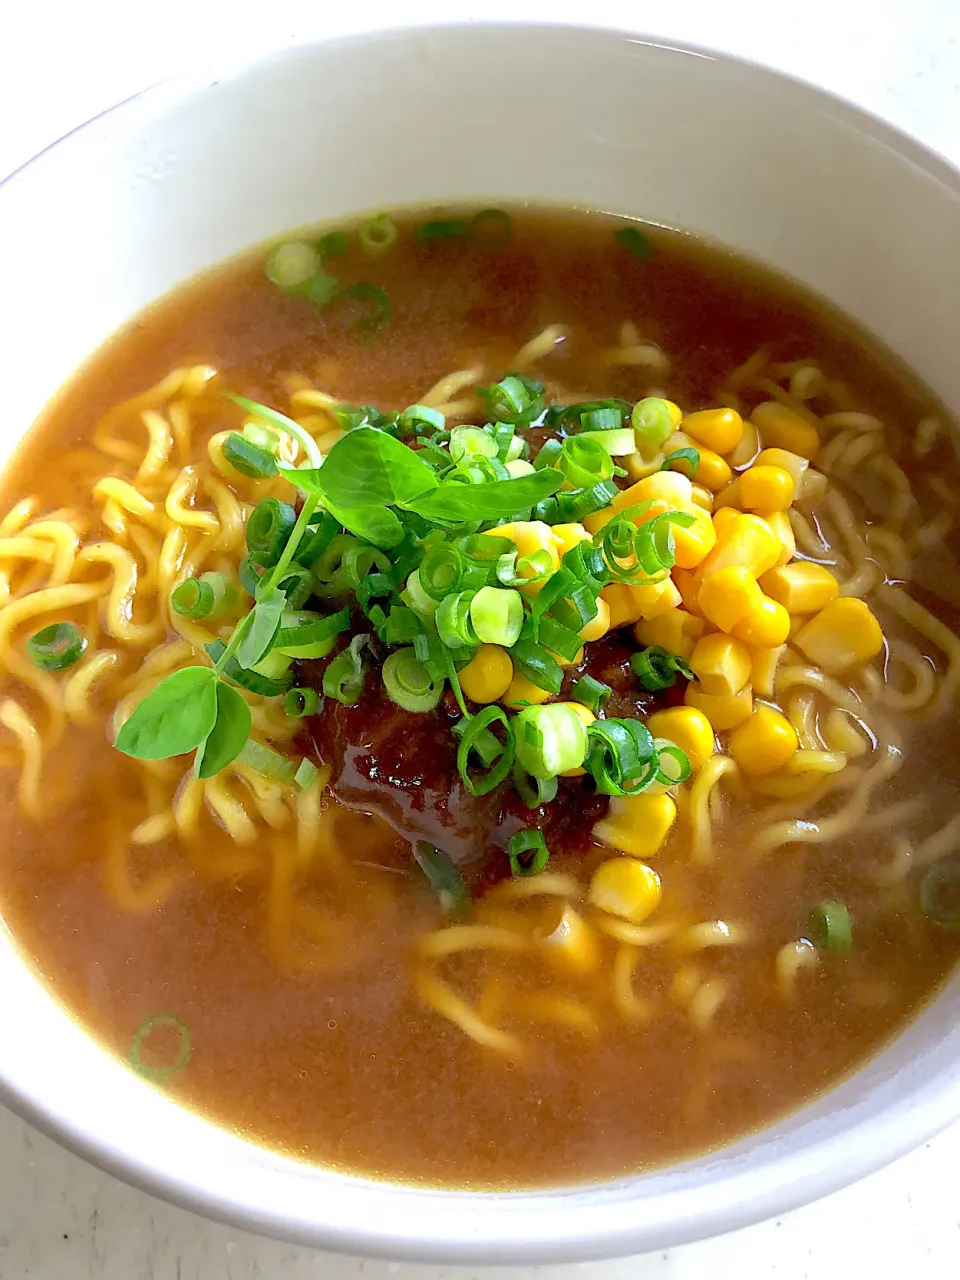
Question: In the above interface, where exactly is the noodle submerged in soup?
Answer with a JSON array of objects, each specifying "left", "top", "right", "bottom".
[{"left": 1, "top": 207, "right": 959, "bottom": 1187}]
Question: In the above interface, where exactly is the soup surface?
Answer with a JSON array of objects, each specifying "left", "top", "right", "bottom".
[{"left": 1, "top": 207, "right": 959, "bottom": 1188}]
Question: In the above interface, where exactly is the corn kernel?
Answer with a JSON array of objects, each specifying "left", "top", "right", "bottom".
[
  {"left": 755, "top": 447, "right": 809, "bottom": 487},
  {"left": 664, "top": 432, "right": 732, "bottom": 491},
  {"left": 759, "top": 508, "right": 796, "bottom": 567},
  {"left": 673, "top": 568, "right": 703, "bottom": 616},
  {"left": 699, "top": 566, "right": 764, "bottom": 633},
  {"left": 459, "top": 643, "right": 514, "bottom": 704},
  {"left": 685, "top": 683, "right": 754, "bottom": 730},
  {"left": 689, "top": 633, "right": 752, "bottom": 696},
  {"left": 593, "top": 794, "right": 677, "bottom": 862},
  {"left": 793, "top": 597, "right": 884, "bottom": 673},
  {"left": 739, "top": 464, "right": 796, "bottom": 511},
  {"left": 672, "top": 505, "right": 718, "bottom": 569},
  {"left": 550, "top": 522, "right": 591, "bottom": 558},
  {"left": 577, "top": 595, "right": 611, "bottom": 642},
  {"left": 502, "top": 670, "right": 551, "bottom": 709},
  {"left": 691, "top": 484, "right": 714, "bottom": 512},
  {"left": 495, "top": 520, "right": 561, "bottom": 595},
  {"left": 749, "top": 644, "right": 785, "bottom": 697},
  {"left": 712, "top": 478, "right": 741, "bottom": 510},
  {"left": 663, "top": 399, "right": 684, "bottom": 427},
  {"left": 727, "top": 417, "right": 760, "bottom": 469},
  {"left": 711, "top": 506, "right": 741, "bottom": 536},
  {"left": 760, "top": 562, "right": 839, "bottom": 613},
  {"left": 702, "top": 513, "right": 780, "bottom": 579},
  {"left": 732, "top": 595, "right": 791, "bottom": 647},
  {"left": 588, "top": 857, "right": 663, "bottom": 923},
  {"left": 623, "top": 451, "right": 666, "bottom": 483},
  {"left": 629, "top": 577, "right": 683, "bottom": 621},
  {"left": 682, "top": 407, "right": 745, "bottom": 454},
  {"left": 729, "top": 705, "right": 799, "bottom": 776},
  {"left": 584, "top": 472, "right": 693, "bottom": 534},
  {"left": 646, "top": 706, "right": 716, "bottom": 770},
  {"left": 601, "top": 583, "right": 643, "bottom": 629},
  {"left": 751, "top": 401, "right": 820, "bottom": 459},
  {"left": 634, "top": 607, "right": 705, "bottom": 659},
  {"left": 536, "top": 903, "right": 602, "bottom": 975}
]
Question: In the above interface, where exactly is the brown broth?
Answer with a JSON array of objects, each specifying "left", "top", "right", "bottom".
[{"left": 1, "top": 207, "right": 958, "bottom": 1188}]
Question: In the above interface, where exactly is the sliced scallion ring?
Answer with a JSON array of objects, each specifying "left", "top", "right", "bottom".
[
  {"left": 413, "top": 840, "right": 469, "bottom": 916},
  {"left": 358, "top": 214, "right": 399, "bottom": 256},
  {"left": 507, "top": 829, "right": 550, "bottom": 878},
  {"left": 129, "top": 1013, "right": 192, "bottom": 1083},
  {"left": 382, "top": 648, "right": 444, "bottom": 713},
  {"left": 284, "top": 686, "right": 320, "bottom": 718},
  {"left": 469, "top": 586, "right": 524, "bottom": 647},
  {"left": 265, "top": 240, "right": 321, "bottom": 288},
  {"left": 806, "top": 901, "right": 852, "bottom": 956},
  {"left": 456, "top": 705, "right": 515, "bottom": 797},
  {"left": 27, "top": 622, "right": 86, "bottom": 672}
]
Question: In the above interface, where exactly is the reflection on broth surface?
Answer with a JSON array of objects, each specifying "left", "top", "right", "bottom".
[{"left": 0, "top": 207, "right": 959, "bottom": 1187}]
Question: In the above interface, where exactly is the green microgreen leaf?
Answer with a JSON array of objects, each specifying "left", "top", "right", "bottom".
[
  {"left": 115, "top": 667, "right": 218, "bottom": 760},
  {"left": 409, "top": 469, "right": 564, "bottom": 523},
  {"left": 236, "top": 586, "right": 286, "bottom": 669},
  {"left": 195, "top": 681, "right": 251, "bottom": 778}
]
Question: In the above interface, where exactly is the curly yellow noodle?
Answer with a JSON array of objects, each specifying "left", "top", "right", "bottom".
[
  {"left": 0, "top": 698, "right": 43, "bottom": 819},
  {"left": 0, "top": 537, "right": 55, "bottom": 568},
  {"left": 295, "top": 775, "right": 330, "bottom": 864},
  {"left": 158, "top": 525, "right": 187, "bottom": 600},
  {"left": 509, "top": 992, "right": 598, "bottom": 1035},
  {"left": 512, "top": 325, "right": 568, "bottom": 369},
  {"left": 75, "top": 543, "right": 164, "bottom": 646},
  {"left": 915, "top": 813, "right": 960, "bottom": 869},
  {"left": 611, "top": 945, "right": 656, "bottom": 1024},
  {"left": 164, "top": 466, "right": 220, "bottom": 536},
  {"left": 204, "top": 476, "right": 247, "bottom": 552},
  {"left": 92, "top": 478, "right": 164, "bottom": 530},
  {"left": 879, "top": 585, "right": 960, "bottom": 715},
  {"left": 787, "top": 690, "right": 822, "bottom": 750},
  {"left": 0, "top": 498, "right": 37, "bottom": 537},
  {"left": 870, "top": 454, "right": 916, "bottom": 526},
  {"left": 722, "top": 346, "right": 770, "bottom": 393},
  {"left": 687, "top": 977, "right": 729, "bottom": 1032},
  {"left": 173, "top": 773, "right": 205, "bottom": 842},
  {"left": 167, "top": 401, "right": 193, "bottom": 463},
  {"left": 418, "top": 924, "right": 529, "bottom": 960},
  {"left": 774, "top": 662, "right": 865, "bottom": 718},
  {"left": 418, "top": 367, "right": 483, "bottom": 416},
  {"left": 203, "top": 773, "right": 258, "bottom": 846},
  {"left": 883, "top": 641, "right": 937, "bottom": 712},
  {"left": 63, "top": 650, "right": 121, "bottom": 726},
  {"left": 487, "top": 872, "right": 582, "bottom": 902},
  {"left": 674, "top": 920, "right": 750, "bottom": 952},
  {"left": 233, "top": 763, "right": 292, "bottom": 831},
  {"left": 135, "top": 410, "right": 174, "bottom": 483},
  {"left": 414, "top": 969, "right": 523, "bottom": 1057},
  {"left": 871, "top": 836, "right": 915, "bottom": 886},
  {"left": 688, "top": 756, "right": 738, "bottom": 865},
  {"left": 131, "top": 811, "right": 177, "bottom": 845},
  {"left": 776, "top": 940, "right": 819, "bottom": 999},
  {"left": 669, "top": 963, "right": 703, "bottom": 1004},
  {"left": 0, "top": 581, "right": 107, "bottom": 657},
  {"left": 595, "top": 918, "right": 678, "bottom": 946},
  {"left": 103, "top": 831, "right": 181, "bottom": 913},
  {"left": 23, "top": 521, "right": 80, "bottom": 587},
  {"left": 127, "top": 526, "right": 162, "bottom": 596}
]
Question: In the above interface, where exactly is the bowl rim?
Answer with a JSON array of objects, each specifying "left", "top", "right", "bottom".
[{"left": 2, "top": 18, "right": 960, "bottom": 1264}]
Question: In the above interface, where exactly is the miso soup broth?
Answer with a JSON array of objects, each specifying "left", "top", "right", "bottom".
[{"left": 0, "top": 206, "right": 958, "bottom": 1188}]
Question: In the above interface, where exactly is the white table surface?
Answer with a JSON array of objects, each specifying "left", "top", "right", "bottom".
[{"left": 2, "top": 1, "right": 960, "bottom": 1276}]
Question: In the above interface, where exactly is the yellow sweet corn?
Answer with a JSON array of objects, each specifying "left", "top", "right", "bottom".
[
  {"left": 689, "top": 633, "right": 752, "bottom": 696},
  {"left": 459, "top": 644, "right": 514, "bottom": 703},
  {"left": 663, "top": 399, "right": 684, "bottom": 427},
  {"left": 560, "top": 702, "right": 595, "bottom": 777},
  {"left": 502, "top": 670, "right": 551, "bottom": 709},
  {"left": 712, "top": 478, "right": 741, "bottom": 510},
  {"left": 550, "top": 522, "right": 591, "bottom": 558},
  {"left": 760, "top": 562, "right": 840, "bottom": 613},
  {"left": 751, "top": 401, "right": 820, "bottom": 459},
  {"left": 672, "top": 505, "right": 718, "bottom": 569},
  {"left": 593, "top": 794, "right": 677, "bottom": 862},
  {"left": 711, "top": 506, "right": 741, "bottom": 537},
  {"left": 691, "top": 484, "right": 715, "bottom": 511},
  {"left": 646, "top": 706, "right": 716, "bottom": 770},
  {"left": 634, "top": 607, "right": 705, "bottom": 659},
  {"left": 698, "top": 566, "right": 765, "bottom": 633},
  {"left": 739, "top": 464, "right": 796, "bottom": 511},
  {"left": 727, "top": 416, "right": 760, "bottom": 469},
  {"left": 495, "top": 520, "right": 561, "bottom": 594},
  {"left": 601, "top": 583, "right": 643, "bottom": 629},
  {"left": 536, "top": 903, "right": 602, "bottom": 975},
  {"left": 682, "top": 407, "right": 745, "bottom": 454},
  {"left": 664, "top": 432, "right": 732, "bottom": 491},
  {"left": 584, "top": 471, "right": 694, "bottom": 534},
  {"left": 601, "top": 577, "right": 682, "bottom": 630},
  {"left": 588, "top": 857, "right": 663, "bottom": 922},
  {"left": 728, "top": 705, "right": 799, "bottom": 776},
  {"left": 759, "top": 508, "right": 796, "bottom": 567},
  {"left": 731, "top": 595, "right": 791, "bottom": 647},
  {"left": 749, "top": 643, "right": 785, "bottom": 697},
  {"left": 755, "top": 446, "right": 809, "bottom": 487},
  {"left": 623, "top": 451, "right": 666, "bottom": 482},
  {"left": 578, "top": 595, "right": 611, "bottom": 642},
  {"left": 793, "top": 597, "right": 884, "bottom": 673},
  {"left": 685, "top": 682, "right": 754, "bottom": 730},
  {"left": 701, "top": 513, "right": 780, "bottom": 579}
]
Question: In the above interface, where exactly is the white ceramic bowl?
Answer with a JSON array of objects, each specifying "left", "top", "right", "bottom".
[{"left": 1, "top": 21, "right": 960, "bottom": 1265}]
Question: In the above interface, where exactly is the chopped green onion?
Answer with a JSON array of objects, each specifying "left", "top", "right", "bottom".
[
  {"left": 171, "top": 573, "right": 235, "bottom": 621},
  {"left": 238, "top": 738, "right": 297, "bottom": 782},
  {"left": 27, "top": 622, "right": 86, "bottom": 672},
  {"left": 436, "top": 590, "right": 479, "bottom": 648},
  {"left": 382, "top": 647, "right": 444, "bottom": 713},
  {"left": 806, "top": 901, "right": 852, "bottom": 956},
  {"left": 538, "top": 615, "right": 583, "bottom": 663},
  {"left": 585, "top": 718, "right": 658, "bottom": 796},
  {"left": 284, "top": 686, "right": 320, "bottom": 718},
  {"left": 238, "top": 556, "right": 262, "bottom": 598},
  {"left": 450, "top": 425, "right": 498, "bottom": 463},
  {"left": 403, "top": 567, "right": 441, "bottom": 618},
  {"left": 478, "top": 374, "right": 545, "bottom": 426},
  {"left": 552, "top": 479, "right": 620, "bottom": 523},
  {"left": 358, "top": 214, "right": 398, "bottom": 255},
  {"left": 545, "top": 399, "right": 632, "bottom": 435},
  {"left": 510, "top": 638, "right": 564, "bottom": 695},
  {"left": 920, "top": 860, "right": 960, "bottom": 927},
  {"left": 557, "top": 436, "right": 615, "bottom": 488},
  {"left": 222, "top": 432, "right": 278, "bottom": 479},
  {"left": 507, "top": 829, "right": 550, "bottom": 878},
  {"left": 339, "top": 282, "right": 390, "bottom": 334},
  {"left": 456, "top": 705, "right": 515, "bottom": 797},
  {"left": 275, "top": 609, "right": 350, "bottom": 655},
  {"left": 571, "top": 674, "right": 612, "bottom": 714},
  {"left": 632, "top": 398, "right": 676, "bottom": 454},
  {"left": 417, "top": 219, "right": 468, "bottom": 242},
  {"left": 469, "top": 586, "right": 524, "bottom": 647},
  {"left": 317, "top": 230, "right": 350, "bottom": 259},
  {"left": 513, "top": 762, "right": 559, "bottom": 809},
  {"left": 265, "top": 240, "right": 321, "bottom": 288},
  {"left": 294, "top": 757, "right": 320, "bottom": 790},
  {"left": 615, "top": 226, "right": 653, "bottom": 259},
  {"left": 470, "top": 208, "right": 511, "bottom": 249},
  {"left": 663, "top": 448, "right": 700, "bottom": 476},
  {"left": 129, "top": 1014, "right": 191, "bottom": 1083},
  {"left": 631, "top": 645, "right": 694, "bottom": 691},
  {"left": 579, "top": 406, "right": 623, "bottom": 432},
  {"left": 299, "top": 270, "right": 340, "bottom": 309},
  {"left": 413, "top": 840, "right": 469, "bottom": 916},
  {"left": 579, "top": 426, "right": 636, "bottom": 455},
  {"left": 273, "top": 564, "right": 314, "bottom": 610},
  {"left": 419, "top": 545, "right": 465, "bottom": 600},
  {"left": 496, "top": 548, "right": 556, "bottom": 588},
  {"left": 399, "top": 404, "right": 445, "bottom": 435},
  {"left": 246, "top": 497, "right": 297, "bottom": 568},
  {"left": 380, "top": 605, "right": 423, "bottom": 645},
  {"left": 514, "top": 703, "right": 589, "bottom": 778},
  {"left": 294, "top": 512, "right": 339, "bottom": 566},
  {"left": 251, "top": 648, "right": 293, "bottom": 682},
  {"left": 241, "top": 421, "right": 280, "bottom": 454},
  {"left": 205, "top": 639, "right": 292, "bottom": 696},
  {"left": 323, "top": 635, "right": 368, "bottom": 705},
  {"left": 653, "top": 739, "right": 692, "bottom": 786}
]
